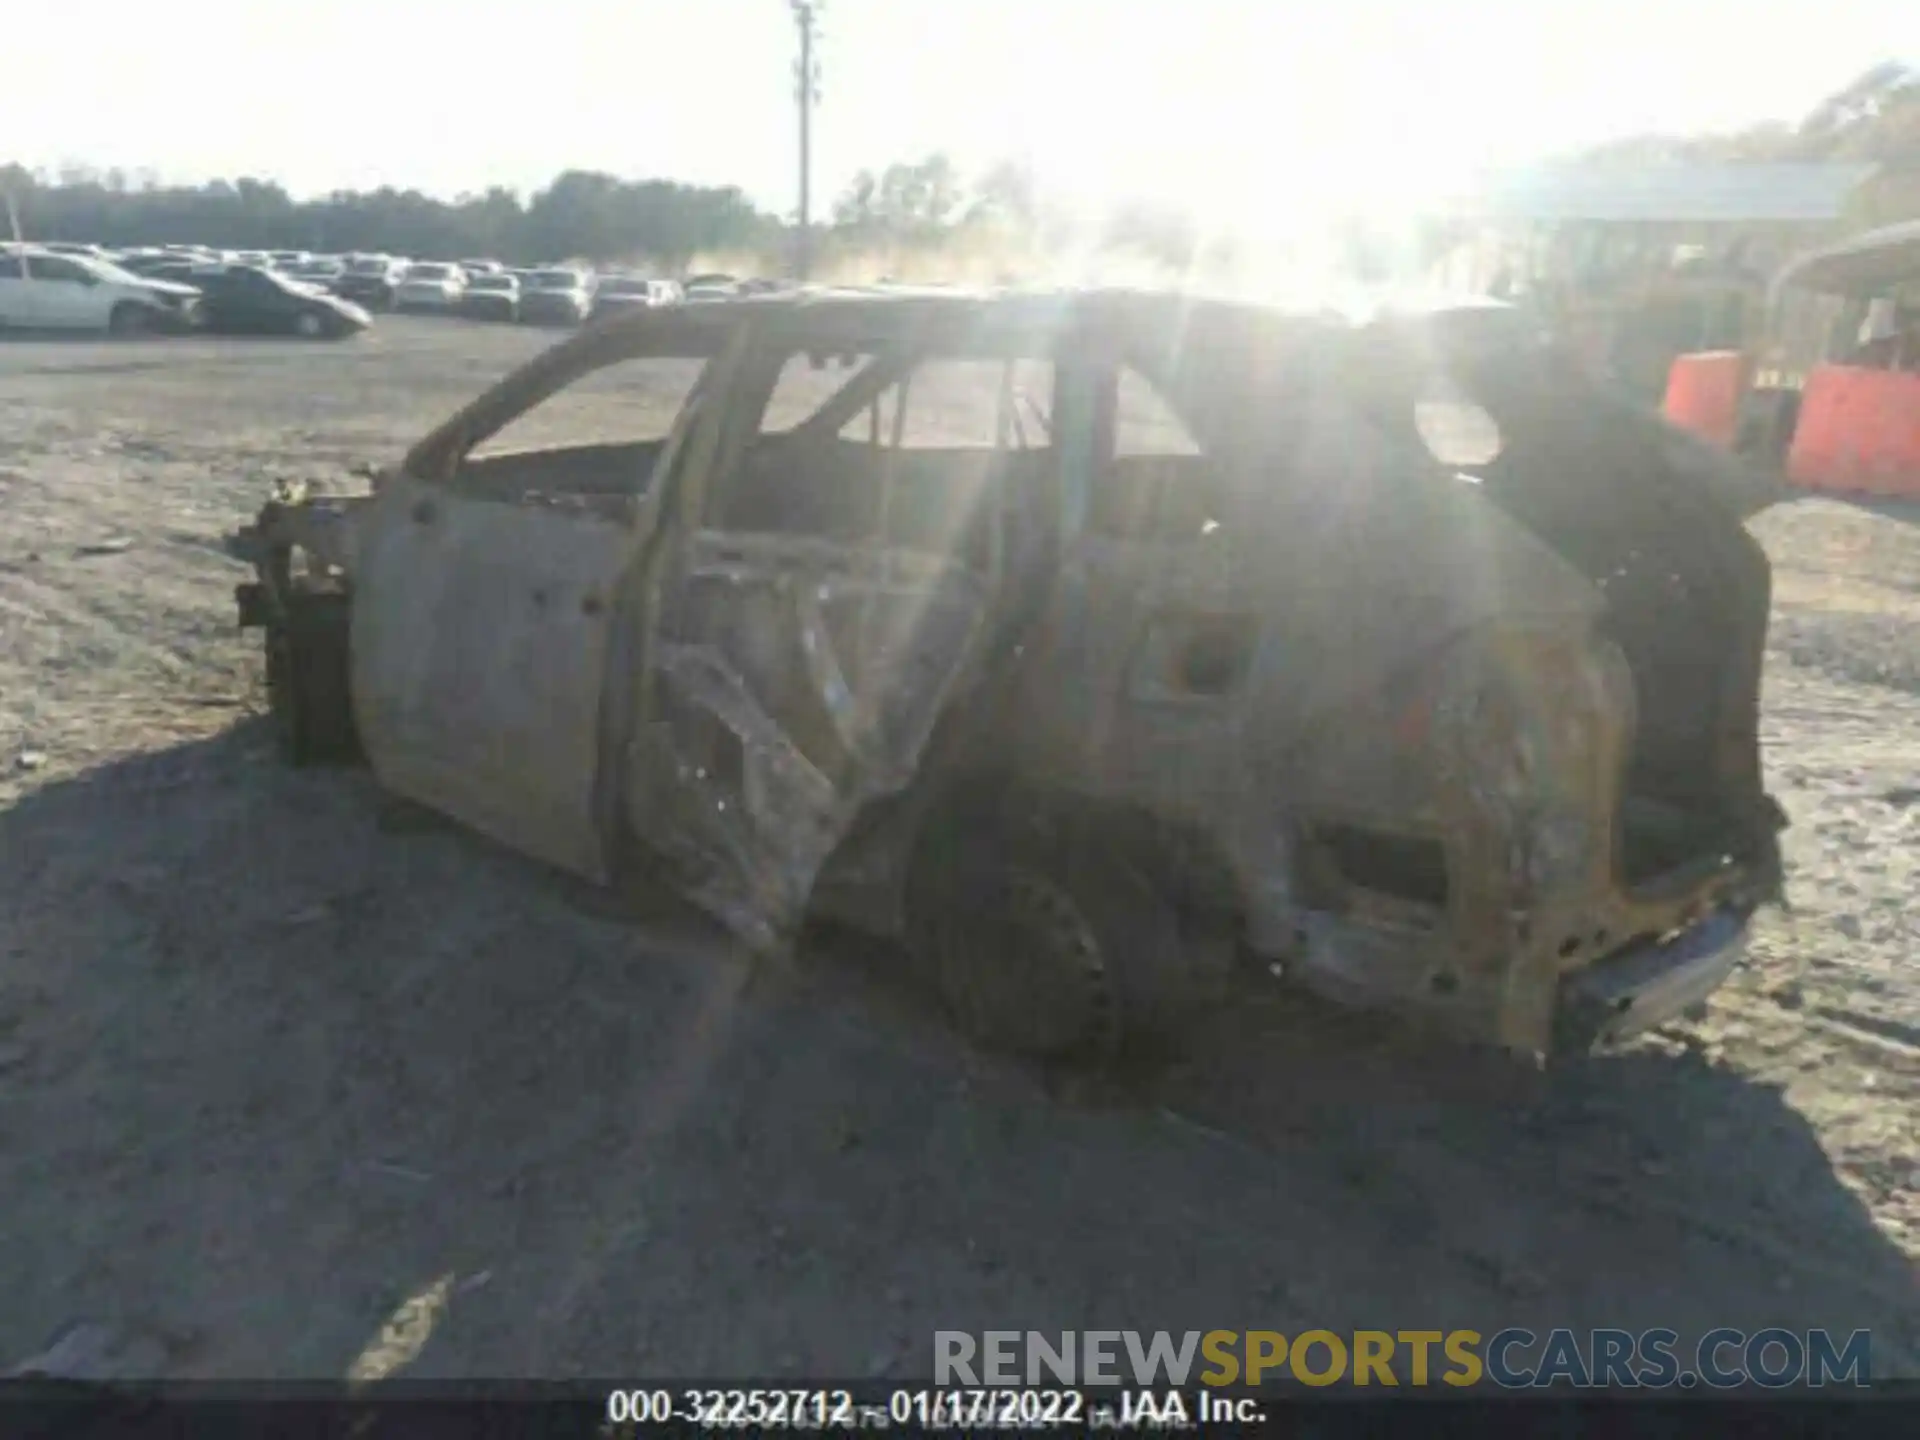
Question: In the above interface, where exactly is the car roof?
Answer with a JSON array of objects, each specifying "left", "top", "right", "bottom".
[
  {"left": 402, "top": 284, "right": 1515, "bottom": 478},
  {"left": 549, "top": 282, "right": 1507, "bottom": 337}
]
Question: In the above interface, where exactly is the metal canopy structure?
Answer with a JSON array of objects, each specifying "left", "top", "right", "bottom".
[
  {"left": 1450, "top": 163, "right": 1880, "bottom": 225},
  {"left": 1773, "top": 217, "right": 1920, "bottom": 299}
]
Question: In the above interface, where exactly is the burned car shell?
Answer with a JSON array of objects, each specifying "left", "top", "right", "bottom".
[{"left": 231, "top": 289, "right": 1784, "bottom": 1059}]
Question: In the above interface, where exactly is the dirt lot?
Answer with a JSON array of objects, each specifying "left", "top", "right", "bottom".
[{"left": 0, "top": 318, "right": 1915, "bottom": 1382}]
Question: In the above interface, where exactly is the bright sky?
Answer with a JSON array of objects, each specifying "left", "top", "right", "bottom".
[{"left": 1, "top": 0, "right": 1906, "bottom": 229}]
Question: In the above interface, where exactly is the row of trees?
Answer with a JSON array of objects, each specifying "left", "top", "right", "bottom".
[
  {"left": 0, "top": 165, "right": 776, "bottom": 267},
  {"left": 0, "top": 153, "right": 1231, "bottom": 278},
  {"left": 822, "top": 154, "right": 1272, "bottom": 279},
  {"left": 9, "top": 64, "right": 1914, "bottom": 280},
  {"left": 1573, "top": 60, "right": 1920, "bottom": 225}
]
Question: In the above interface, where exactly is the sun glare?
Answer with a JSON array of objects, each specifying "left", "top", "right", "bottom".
[{"left": 996, "top": 7, "right": 1467, "bottom": 287}]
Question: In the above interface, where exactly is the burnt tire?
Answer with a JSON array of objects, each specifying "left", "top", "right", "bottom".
[
  {"left": 264, "top": 591, "right": 360, "bottom": 766},
  {"left": 905, "top": 826, "right": 1190, "bottom": 1063}
]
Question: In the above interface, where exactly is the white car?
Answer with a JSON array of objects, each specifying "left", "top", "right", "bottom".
[
  {"left": 41, "top": 241, "right": 109, "bottom": 259},
  {"left": 517, "top": 268, "right": 594, "bottom": 326},
  {"left": 0, "top": 247, "right": 201, "bottom": 333},
  {"left": 392, "top": 263, "right": 467, "bottom": 313}
]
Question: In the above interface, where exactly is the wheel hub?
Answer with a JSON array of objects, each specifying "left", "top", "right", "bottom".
[{"left": 940, "top": 869, "right": 1120, "bottom": 1059}]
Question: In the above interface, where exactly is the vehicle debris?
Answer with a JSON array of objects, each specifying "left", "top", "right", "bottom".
[{"left": 228, "top": 287, "right": 1786, "bottom": 1064}]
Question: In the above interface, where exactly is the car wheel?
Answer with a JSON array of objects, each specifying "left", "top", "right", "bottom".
[
  {"left": 264, "top": 589, "right": 359, "bottom": 766},
  {"left": 107, "top": 303, "right": 151, "bottom": 337},
  {"left": 295, "top": 311, "right": 324, "bottom": 339},
  {"left": 905, "top": 820, "right": 1189, "bottom": 1063}
]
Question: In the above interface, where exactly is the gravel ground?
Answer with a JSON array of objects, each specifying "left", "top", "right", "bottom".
[{"left": 0, "top": 318, "right": 1914, "bottom": 1382}]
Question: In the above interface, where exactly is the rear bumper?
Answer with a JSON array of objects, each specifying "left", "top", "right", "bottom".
[{"left": 1551, "top": 904, "right": 1752, "bottom": 1052}]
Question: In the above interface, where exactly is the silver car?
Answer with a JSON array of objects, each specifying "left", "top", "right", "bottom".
[{"left": 393, "top": 262, "right": 467, "bottom": 314}]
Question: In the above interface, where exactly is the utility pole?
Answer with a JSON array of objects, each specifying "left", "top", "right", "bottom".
[{"left": 791, "top": 1, "right": 822, "bottom": 280}]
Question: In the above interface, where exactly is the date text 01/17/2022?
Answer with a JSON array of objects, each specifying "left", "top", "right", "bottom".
[{"left": 601, "top": 1386, "right": 1219, "bottom": 1429}]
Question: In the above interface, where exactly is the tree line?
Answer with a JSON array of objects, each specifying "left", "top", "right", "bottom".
[
  {"left": 0, "top": 165, "right": 778, "bottom": 267},
  {"left": 0, "top": 154, "right": 1235, "bottom": 277},
  {"left": 1572, "top": 60, "right": 1920, "bottom": 226},
  {"left": 8, "top": 63, "right": 1914, "bottom": 278}
]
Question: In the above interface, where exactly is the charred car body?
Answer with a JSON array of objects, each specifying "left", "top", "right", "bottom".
[{"left": 231, "top": 289, "right": 1785, "bottom": 1062}]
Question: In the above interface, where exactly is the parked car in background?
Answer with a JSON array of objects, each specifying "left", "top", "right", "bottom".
[
  {"left": 683, "top": 280, "right": 737, "bottom": 302},
  {"left": 118, "top": 250, "right": 186, "bottom": 276},
  {"left": 286, "top": 258, "right": 346, "bottom": 292},
  {"left": 518, "top": 267, "right": 593, "bottom": 326},
  {"left": 192, "top": 265, "right": 371, "bottom": 338},
  {"left": 39, "top": 241, "right": 109, "bottom": 259},
  {"left": 393, "top": 262, "right": 467, "bottom": 314},
  {"left": 146, "top": 259, "right": 229, "bottom": 286},
  {"left": 457, "top": 271, "right": 520, "bottom": 322},
  {"left": 335, "top": 255, "right": 409, "bottom": 311},
  {"left": 458, "top": 257, "right": 504, "bottom": 277},
  {"left": 232, "top": 250, "right": 273, "bottom": 268},
  {"left": 269, "top": 250, "right": 311, "bottom": 269},
  {"left": 587, "top": 274, "right": 675, "bottom": 321},
  {"left": 0, "top": 246, "right": 200, "bottom": 333}
]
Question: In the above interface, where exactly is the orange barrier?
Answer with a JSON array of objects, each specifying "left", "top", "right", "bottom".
[
  {"left": 1787, "top": 365, "right": 1920, "bottom": 498},
  {"left": 1661, "top": 351, "right": 1749, "bottom": 449}
]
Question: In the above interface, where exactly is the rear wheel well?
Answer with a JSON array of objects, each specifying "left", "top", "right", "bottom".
[{"left": 900, "top": 778, "right": 1242, "bottom": 1057}]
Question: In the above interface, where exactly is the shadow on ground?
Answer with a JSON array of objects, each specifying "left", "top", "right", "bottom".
[{"left": 1, "top": 727, "right": 1914, "bottom": 1380}]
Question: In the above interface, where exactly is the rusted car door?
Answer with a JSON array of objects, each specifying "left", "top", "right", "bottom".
[
  {"left": 623, "top": 334, "right": 1025, "bottom": 950},
  {"left": 348, "top": 330, "right": 722, "bottom": 881}
]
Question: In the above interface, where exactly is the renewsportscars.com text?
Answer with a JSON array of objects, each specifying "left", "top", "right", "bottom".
[{"left": 933, "top": 1328, "right": 1872, "bottom": 1388}]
